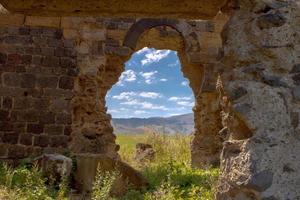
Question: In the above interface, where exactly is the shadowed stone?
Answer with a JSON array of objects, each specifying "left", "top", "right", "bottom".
[{"left": 257, "top": 12, "right": 286, "bottom": 29}]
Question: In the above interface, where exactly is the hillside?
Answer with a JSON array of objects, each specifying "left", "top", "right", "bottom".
[{"left": 111, "top": 113, "right": 194, "bottom": 134}]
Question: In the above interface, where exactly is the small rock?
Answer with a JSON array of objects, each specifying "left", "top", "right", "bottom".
[{"left": 135, "top": 143, "right": 156, "bottom": 163}]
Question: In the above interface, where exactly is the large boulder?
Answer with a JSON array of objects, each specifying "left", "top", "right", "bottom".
[
  {"left": 35, "top": 154, "right": 72, "bottom": 184},
  {"left": 74, "top": 154, "right": 148, "bottom": 197}
]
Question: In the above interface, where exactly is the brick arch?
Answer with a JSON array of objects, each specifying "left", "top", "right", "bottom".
[{"left": 123, "top": 18, "right": 200, "bottom": 53}]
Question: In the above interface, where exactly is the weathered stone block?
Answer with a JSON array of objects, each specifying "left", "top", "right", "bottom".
[
  {"left": 2, "top": 132, "right": 19, "bottom": 144},
  {"left": 39, "top": 112, "right": 55, "bottom": 124},
  {"left": 0, "top": 144, "right": 8, "bottom": 158},
  {"left": 58, "top": 76, "right": 74, "bottom": 90},
  {"left": 0, "top": 122, "right": 13, "bottom": 131},
  {"left": 7, "top": 145, "right": 27, "bottom": 158},
  {"left": 44, "top": 125, "right": 64, "bottom": 135},
  {"left": 37, "top": 76, "right": 58, "bottom": 88},
  {"left": 25, "top": 16, "right": 61, "bottom": 28},
  {"left": 50, "top": 136, "right": 69, "bottom": 147},
  {"left": 0, "top": 109, "right": 9, "bottom": 121},
  {"left": 63, "top": 29, "right": 78, "bottom": 39},
  {"left": 64, "top": 126, "right": 72, "bottom": 136},
  {"left": 104, "top": 46, "right": 131, "bottom": 56},
  {"left": 19, "top": 133, "right": 33, "bottom": 146},
  {"left": 3, "top": 72, "right": 20, "bottom": 87},
  {"left": 0, "top": 14, "right": 25, "bottom": 26},
  {"left": 42, "top": 56, "right": 60, "bottom": 67},
  {"left": 20, "top": 74, "right": 36, "bottom": 88},
  {"left": 27, "top": 123, "right": 44, "bottom": 134},
  {"left": 0, "top": 52, "right": 7, "bottom": 64},
  {"left": 41, "top": 47, "right": 55, "bottom": 56},
  {"left": 34, "top": 135, "right": 49, "bottom": 147},
  {"left": 13, "top": 97, "right": 31, "bottom": 110},
  {"left": 47, "top": 38, "right": 63, "bottom": 48},
  {"left": 11, "top": 110, "right": 39, "bottom": 122},
  {"left": 60, "top": 57, "right": 76, "bottom": 68},
  {"left": 2, "top": 97, "right": 13, "bottom": 109},
  {"left": 56, "top": 113, "right": 72, "bottom": 124}
]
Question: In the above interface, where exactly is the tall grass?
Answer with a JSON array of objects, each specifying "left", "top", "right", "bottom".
[
  {"left": 0, "top": 132, "right": 219, "bottom": 200},
  {"left": 115, "top": 132, "right": 219, "bottom": 200},
  {"left": 0, "top": 162, "right": 68, "bottom": 200}
]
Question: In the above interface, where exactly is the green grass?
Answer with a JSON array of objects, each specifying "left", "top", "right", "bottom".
[
  {"left": 0, "top": 163, "right": 68, "bottom": 200},
  {"left": 0, "top": 133, "right": 219, "bottom": 200},
  {"left": 116, "top": 133, "right": 219, "bottom": 200}
]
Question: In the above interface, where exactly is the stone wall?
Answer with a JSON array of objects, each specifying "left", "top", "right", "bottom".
[
  {"left": 216, "top": 0, "right": 300, "bottom": 199},
  {"left": 1, "top": 0, "right": 299, "bottom": 198},
  {"left": 0, "top": 13, "right": 226, "bottom": 165},
  {"left": 0, "top": 22, "right": 77, "bottom": 160}
]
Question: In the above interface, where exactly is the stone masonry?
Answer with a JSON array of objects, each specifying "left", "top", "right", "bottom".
[
  {"left": 0, "top": 13, "right": 225, "bottom": 164},
  {"left": 0, "top": 0, "right": 300, "bottom": 199}
]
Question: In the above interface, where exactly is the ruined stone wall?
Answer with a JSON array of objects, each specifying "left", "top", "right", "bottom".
[
  {"left": 0, "top": 13, "right": 226, "bottom": 166},
  {"left": 216, "top": 0, "right": 300, "bottom": 199},
  {"left": 0, "top": 17, "right": 77, "bottom": 160}
]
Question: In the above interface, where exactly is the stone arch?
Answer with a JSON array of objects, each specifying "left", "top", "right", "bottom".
[
  {"left": 123, "top": 18, "right": 201, "bottom": 57},
  {"left": 98, "top": 18, "right": 224, "bottom": 168}
]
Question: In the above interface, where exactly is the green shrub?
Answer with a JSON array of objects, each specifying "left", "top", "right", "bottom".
[
  {"left": 0, "top": 162, "right": 69, "bottom": 200},
  {"left": 91, "top": 164, "right": 120, "bottom": 200}
]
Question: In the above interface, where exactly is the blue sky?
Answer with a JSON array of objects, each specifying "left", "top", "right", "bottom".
[{"left": 106, "top": 47, "right": 194, "bottom": 118}]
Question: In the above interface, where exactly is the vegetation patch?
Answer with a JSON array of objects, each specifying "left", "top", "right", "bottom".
[{"left": 0, "top": 133, "right": 219, "bottom": 199}]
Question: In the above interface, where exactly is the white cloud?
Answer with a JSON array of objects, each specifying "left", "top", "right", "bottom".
[
  {"left": 181, "top": 81, "right": 188, "bottom": 86},
  {"left": 139, "top": 92, "right": 162, "bottom": 99},
  {"left": 168, "top": 60, "right": 179, "bottom": 67},
  {"left": 160, "top": 78, "right": 168, "bottom": 82},
  {"left": 121, "top": 99, "right": 140, "bottom": 105},
  {"left": 136, "top": 47, "right": 151, "bottom": 55},
  {"left": 139, "top": 71, "right": 158, "bottom": 84},
  {"left": 113, "top": 92, "right": 137, "bottom": 100},
  {"left": 121, "top": 99, "right": 168, "bottom": 111},
  {"left": 177, "top": 101, "right": 194, "bottom": 107},
  {"left": 141, "top": 49, "right": 171, "bottom": 65},
  {"left": 117, "top": 70, "right": 137, "bottom": 86},
  {"left": 168, "top": 96, "right": 192, "bottom": 102},
  {"left": 134, "top": 110, "right": 148, "bottom": 115},
  {"left": 107, "top": 109, "right": 118, "bottom": 113}
]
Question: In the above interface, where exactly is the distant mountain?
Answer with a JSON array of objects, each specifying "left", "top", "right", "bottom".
[{"left": 111, "top": 113, "right": 194, "bottom": 135}]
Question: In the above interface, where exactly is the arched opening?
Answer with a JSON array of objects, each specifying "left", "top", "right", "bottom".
[
  {"left": 106, "top": 23, "right": 217, "bottom": 197},
  {"left": 106, "top": 47, "right": 195, "bottom": 163},
  {"left": 69, "top": 17, "right": 226, "bottom": 198}
]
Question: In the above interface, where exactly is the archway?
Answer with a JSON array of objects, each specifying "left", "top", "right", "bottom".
[{"left": 69, "top": 18, "right": 224, "bottom": 168}]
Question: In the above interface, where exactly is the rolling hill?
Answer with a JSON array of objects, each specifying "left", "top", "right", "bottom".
[{"left": 111, "top": 113, "right": 194, "bottom": 134}]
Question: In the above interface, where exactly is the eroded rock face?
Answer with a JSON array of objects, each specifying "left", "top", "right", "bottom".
[{"left": 216, "top": 0, "right": 300, "bottom": 199}]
